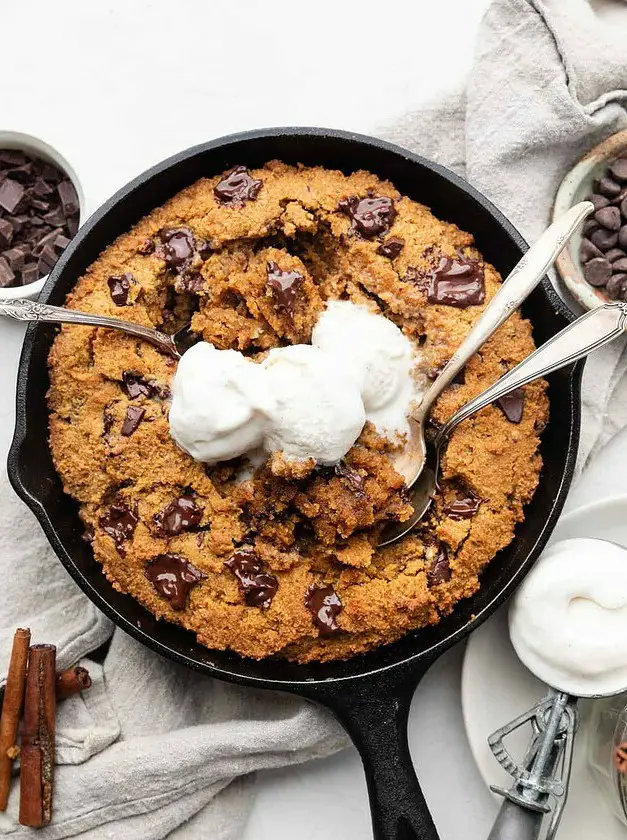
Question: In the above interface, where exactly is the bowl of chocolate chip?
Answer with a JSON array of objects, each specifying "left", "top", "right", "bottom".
[
  {"left": 555, "top": 129, "right": 627, "bottom": 310},
  {"left": 0, "top": 131, "right": 84, "bottom": 300}
]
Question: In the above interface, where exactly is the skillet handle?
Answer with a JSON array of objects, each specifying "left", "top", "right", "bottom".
[{"left": 315, "top": 663, "right": 439, "bottom": 840}]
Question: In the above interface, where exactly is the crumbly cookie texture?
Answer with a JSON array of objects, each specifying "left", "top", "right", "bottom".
[{"left": 47, "top": 161, "right": 548, "bottom": 662}]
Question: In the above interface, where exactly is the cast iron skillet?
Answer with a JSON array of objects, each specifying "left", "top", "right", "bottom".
[{"left": 7, "top": 128, "right": 581, "bottom": 840}]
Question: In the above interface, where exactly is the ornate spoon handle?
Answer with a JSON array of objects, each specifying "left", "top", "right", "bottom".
[{"left": 0, "top": 298, "right": 180, "bottom": 358}]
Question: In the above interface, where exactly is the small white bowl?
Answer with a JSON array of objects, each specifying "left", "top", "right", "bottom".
[
  {"left": 0, "top": 131, "right": 86, "bottom": 301},
  {"left": 554, "top": 129, "right": 627, "bottom": 312}
]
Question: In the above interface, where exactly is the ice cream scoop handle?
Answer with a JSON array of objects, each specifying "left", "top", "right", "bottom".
[{"left": 488, "top": 800, "right": 544, "bottom": 840}]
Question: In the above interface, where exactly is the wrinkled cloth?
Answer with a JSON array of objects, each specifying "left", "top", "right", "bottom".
[{"left": 2, "top": 1, "right": 627, "bottom": 838}]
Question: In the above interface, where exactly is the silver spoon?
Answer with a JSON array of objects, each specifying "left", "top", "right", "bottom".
[
  {"left": 391, "top": 201, "right": 594, "bottom": 491},
  {"left": 379, "top": 301, "right": 627, "bottom": 547}
]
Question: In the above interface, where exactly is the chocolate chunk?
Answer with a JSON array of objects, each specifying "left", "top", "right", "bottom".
[
  {"left": 0, "top": 179, "right": 25, "bottom": 214},
  {"left": 305, "top": 584, "right": 343, "bottom": 636},
  {"left": 121, "top": 405, "right": 145, "bottom": 437},
  {"left": 376, "top": 237, "right": 404, "bottom": 259},
  {"left": 30, "top": 198, "right": 50, "bottom": 213},
  {"left": 157, "top": 228, "right": 195, "bottom": 271},
  {"left": 154, "top": 496, "right": 203, "bottom": 536},
  {"left": 39, "top": 243, "right": 57, "bottom": 268},
  {"left": 9, "top": 215, "right": 28, "bottom": 234},
  {"left": 595, "top": 206, "right": 621, "bottom": 231},
  {"left": 197, "top": 239, "right": 213, "bottom": 259},
  {"left": 138, "top": 237, "right": 155, "bottom": 255},
  {"left": 619, "top": 226, "right": 627, "bottom": 250},
  {"left": 67, "top": 216, "right": 79, "bottom": 236},
  {"left": 82, "top": 522, "right": 95, "bottom": 545},
  {"left": 597, "top": 176, "right": 622, "bottom": 198},
  {"left": 266, "top": 261, "right": 304, "bottom": 319},
  {"left": 590, "top": 228, "right": 619, "bottom": 251},
  {"left": 605, "top": 248, "right": 625, "bottom": 263},
  {"left": 590, "top": 194, "right": 610, "bottom": 211},
  {"left": 334, "top": 462, "right": 366, "bottom": 497},
  {"left": 214, "top": 165, "right": 262, "bottom": 206},
  {"left": 57, "top": 180, "right": 79, "bottom": 216},
  {"left": 122, "top": 371, "right": 156, "bottom": 399},
  {"left": 580, "top": 238, "right": 604, "bottom": 263},
  {"left": 0, "top": 218, "right": 13, "bottom": 248},
  {"left": 607, "top": 273, "right": 627, "bottom": 300},
  {"left": 584, "top": 256, "right": 612, "bottom": 287},
  {"left": 0, "top": 150, "right": 26, "bottom": 166},
  {"left": 107, "top": 272, "right": 135, "bottom": 306},
  {"left": 338, "top": 194, "right": 396, "bottom": 239},
  {"left": 225, "top": 547, "right": 279, "bottom": 609},
  {"left": 32, "top": 177, "right": 53, "bottom": 197},
  {"left": 54, "top": 233, "right": 70, "bottom": 252},
  {"left": 610, "top": 158, "right": 627, "bottom": 182},
  {"left": 443, "top": 494, "right": 482, "bottom": 520},
  {"left": 428, "top": 256, "right": 485, "bottom": 307},
  {"left": 0, "top": 257, "right": 15, "bottom": 287},
  {"left": 42, "top": 207, "right": 66, "bottom": 227},
  {"left": 497, "top": 388, "right": 525, "bottom": 423},
  {"left": 3, "top": 247, "right": 25, "bottom": 271},
  {"left": 7, "top": 164, "right": 33, "bottom": 185},
  {"left": 145, "top": 554, "right": 206, "bottom": 610},
  {"left": 99, "top": 502, "right": 138, "bottom": 554},
  {"left": 613, "top": 257, "right": 627, "bottom": 273},
  {"left": 20, "top": 264, "right": 39, "bottom": 285},
  {"left": 427, "top": 545, "right": 451, "bottom": 587}
]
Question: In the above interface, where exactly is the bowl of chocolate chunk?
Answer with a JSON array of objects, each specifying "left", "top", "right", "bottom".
[
  {"left": 0, "top": 132, "right": 83, "bottom": 300},
  {"left": 555, "top": 129, "right": 627, "bottom": 310}
]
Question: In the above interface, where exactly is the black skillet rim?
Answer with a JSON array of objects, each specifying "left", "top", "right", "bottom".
[{"left": 7, "top": 127, "right": 581, "bottom": 688}]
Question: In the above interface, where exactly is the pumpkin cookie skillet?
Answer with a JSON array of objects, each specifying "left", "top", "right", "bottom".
[{"left": 47, "top": 160, "right": 547, "bottom": 663}]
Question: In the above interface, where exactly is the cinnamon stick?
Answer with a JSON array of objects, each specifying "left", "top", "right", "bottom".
[
  {"left": 0, "top": 628, "right": 30, "bottom": 811},
  {"left": 56, "top": 666, "right": 91, "bottom": 701},
  {"left": 19, "top": 644, "right": 56, "bottom": 828}
]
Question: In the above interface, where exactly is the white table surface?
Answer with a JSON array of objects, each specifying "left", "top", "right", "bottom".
[{"left": 1, "top": 1, "right": 625, "bottom": 838}]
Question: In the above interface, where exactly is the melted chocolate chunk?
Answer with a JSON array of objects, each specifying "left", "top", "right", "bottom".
[
  {"left": 145, "top": 554, "right": 206, "bottom": 610},
  {"left": 443, "top": 494, "right": 482, "bottom": 520},
  {"left": 82, "top": 522, "right": 95, "bottom": 544},
  {"left": 338, "top": 194, "right": 396, "bottom": 239},
  {"left": 497, "top": 388, "right": 524, "bottom": 424},
  {"left": 99, "top": 502, "right": 138, "bottom": 554},
  {"left": 305, "top": 584, "right": 343, "bottom": 636},
  {"left": 427, "top": 545, "right": 451, "bottom": 587},
  {"left": 376, "top": 237, "right": 404, "bottom": 259},
  {"left": 334, "top": 462, "right": 366, "bottom": 498},
  {"left": 266, "top": 261, "right": 304, "bottom": 319},
  {"left": 138, "top": 237, "right": 155, "bottom": 255},
  {"left": 122, "top": 371, "right": 157, "bottom": 399},
  {"left": 197, "top": 239, "right": 213, "bottom": 260},
  {"left": 121, "top": 405, "right": 145, "bottom": 437},
  {"left": 428, "top": 257, "right": 485, "bottom": 308},
  {"left": 107, "top": 273, "right": 135, "bottom": 306},
  {"left": 157, "top": 227, "right": 196, "bottom": 271},
  {"left": 154, "top": 496, "right": 203, "bottom": 536},
  {"left": 214, "top": 165, "right": 263, "bottom": 206},
  {"left": 225, "top": 546, "right": 278, "bottom": 609}
]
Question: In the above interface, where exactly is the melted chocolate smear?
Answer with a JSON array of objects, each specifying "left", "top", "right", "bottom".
[
  {"left": 214, "top": 165, "right": 263, "bottom": 206},
  {"left": 99, "top": 502, "right": 138, "bottom": 554},
  {"left": 338, "top": 194, "right": 396, "bottom": 239},
  {"left": 157, "top": 227, "right": 196, "bottom": 271},
  {"left": 225, "top": 546, "right": 278, "bottom": 609},
  {"left": 266, "top": 261, "right": 303, "bottom": 319},
  {"left": 145, "top": 554, "right": 206, "bottom": 610},
  {"left": 497, "top": 388, "right": 524, "bottom": 424},
  {"left": 154, "top": 496, "right": 203, "bottom": 536},
  {"left": 305, "top": 584, "right": 343, "bottom": 636},
  {"left": 376, "top": 237, "right": 404, "bottom": 259},
  {"left": 428, "top": 257, "right": 485, "bottom": 308},
  {"left": 443, "top": 494, "right": 482, "bottom": 520},
  {"left": 122, "top": 371, "right": 156, "bottom": 400},
  {"left": 427, "top": 545, "right": 451, "bottom": 587},
  {"left": 107, "top": 273, "right": 135, "bottom": 306},
  {"left": 121, "top": 405, "right": 145, "bottom": 437},
  {"left": 334, "top": 462, "right": 366, "bottom": 498}
]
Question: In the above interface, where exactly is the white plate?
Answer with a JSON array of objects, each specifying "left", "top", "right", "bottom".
[{"left": 462, "top": 496, "right": 627, "bottom": 840}]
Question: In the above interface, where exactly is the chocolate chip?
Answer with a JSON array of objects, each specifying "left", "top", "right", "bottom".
[
  {"left": 0, "top": 257, "right": 15, "bottom": 287},
  {"left": 57, "top": 180, "right": 79, "bottom": 216},
  {"left": 428, "top": 256, "right": 485, "bottom": 307},
  {"left": 107, "top": 273, "right": 135, "bottom": 306},
  {"left": 612, "top": 257, "right": 627, "bottom": 273},
  {"left": 583, "top": 219, "right": 600, "bottom": 236},
  {"left": 619, "top": 226, "right": 627, "bottom": 250},
  {"left": 610, "top": 158, "right": 627, "bottom": 182},
  {"left": 138, "top": 237, "right": 155, "bottom": 255},
  {"left": 305, "top": 584, "right": 343, "bottom": 636},
  {"left": 225, "top": 547, "right": 278, "bottom": 609},
  {"left": 145, "top": 554, "right": 206, "bottom": 610},
  {"left": 497, "top": 388, "right": 525, "bottom": 423},
  {"left": 266, "top": 261, "right": 303, "bottom": 319},
  {"left": 597, "top": 176, "right": 622, "bottom": 198},
  {"left": 376, "top": 237, "right": 404, "bottom": 259},
  {"left": 607, "top": 273, "right": 627, "bottom": 300},
  {"left": 427, "top": 545, "right": 451, "bottom": 586},
  {"left": 0, "top": 179, "right": 24, "bottom": 214},
  {"left": 154, "top": 496, "right": 203, "bottom": 536},
  {"left": 121, "top": 405, "right": 145, "bottom": 436},
  {"left": 334, "top": 462, "right": 366, "bottom": 498},
  {"left": 443, "top": 494, "right": 482, "bottom": 520},
  {"left": 605, "top": 248, "right": 625, "bottom": 263},
  {"left": 338, "top": 194, "right": 396, "bottom": 239},
  {"left": 0, "top": 218, "right": 13, "bottom": 248},
  {"left": 621, "top": 197, "right": 627, "bottom": 219},
  {"left": 580, "top": 238, "right": 604, "bottom": 263},
  {"left": 591, "top": 194, "right": 610, "bottom": 211},
  {"left": 99, "top": 502, "right": 138, "bottom": 554},
  {"left": 157, "top": 228, "right": 195, "bottom": 271},
  {"left": 584, "top": 256, "right": 612, "bottom": 287},
  {"left": 214, "top": 165, "right": 262, "bottom": 206},
  {"left": 590, "top": 228, "right": 619, "bottom": 251},
  {"left": 595, "top": 206, "right": 621, "bottom": 231}
]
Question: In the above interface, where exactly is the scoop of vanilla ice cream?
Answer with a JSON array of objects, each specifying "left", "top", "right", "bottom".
[
  {"left": 509, "top": 537, "right": 627, "bottom": 696},
  {"left": 262, "top": 344, "right": 366, "bottom": 466},
  {"left": 311, "top": 300, "right": 417, "bottom": 439},
  {"left": 169, "top": 342, "right": 275, "bottom": 464}
]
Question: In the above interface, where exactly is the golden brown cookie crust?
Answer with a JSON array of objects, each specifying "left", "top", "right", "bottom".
[{"left": 47, "top": 161, "right": 547, "bottom": 662}]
